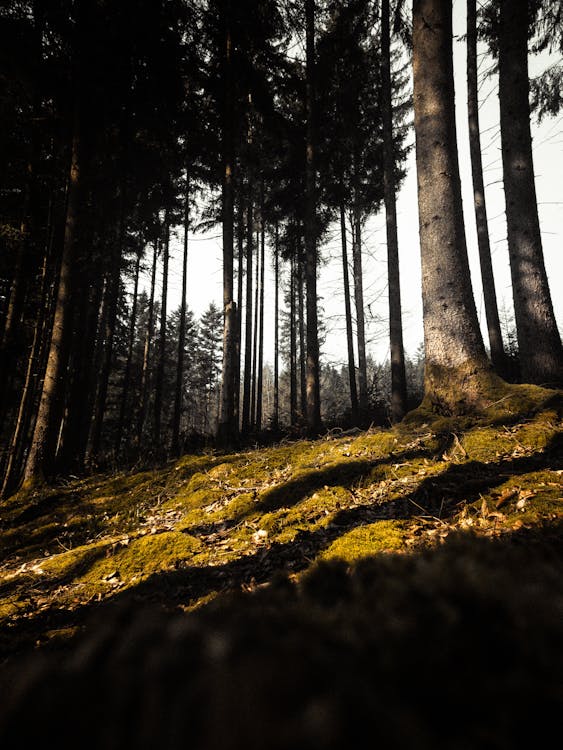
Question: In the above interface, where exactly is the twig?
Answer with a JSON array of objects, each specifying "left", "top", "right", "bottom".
[{"left": 408, "top": 498, "right": 447, "bottom": 525}]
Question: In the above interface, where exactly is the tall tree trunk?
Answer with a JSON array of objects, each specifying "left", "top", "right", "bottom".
[
  {"left": 298, "top": 254, "right": 307, "bottom": 421},
  {"left": 381, "top": 0, "right": 408, "bottom": 422},
  {"left": 466, "top": 0, "right": 506, "bottom": 376},
  {"left": 217, "top": 11, "right": 238, "bottom": 447},
  {"left": 289, "top": 253, "right": 298, "bottom": 426},
  {"left": 304, "top": 0, "right": 321, "bottom": 434},
  {"left": 137, "top": 240, "right": 158, "bottom": 445},
  {"left": 1, "top": 238, "right": 50, "bottom": 497},
  {"left": 352, "top": 209, "right": 369, "bottom": 418},
  {"left": 273, "top": 221, "right": 280, "bottom": 430},
  {"left": 250, "top": 227, "right": 260, "bottom": 430},
  {"left": 498, "top": 0, "right": 562, "bottom": 386},
  {"left": 234, "top": 195, "right": 244, "bottom": 430},
  {"left": 57, "top": 241, "right": 103, "bottom": 471},
  {"left": 413, "top": 0, "right": 493, "bottom": 413},
  {"left": 172, "top": 185, "right": 189, "bottom": 455},
  {"left": 154, "top": 218, "right": 170, "bottom": 447},
  {"left": 340, "top": 202, "right": 358, "bottom": 422},
  {"left": 23, "top": 109, "right": 82, "bottom": 484},
  {"left": 88, "top": 214, "right": 123, "bottom": 460},
  {"left": 116, "top": 247, "right": 141, "bottom": 455},
  {"left": 0, "top": 0, "right": 43, "bottom": 402},
  {"left": 255, "top": 193, "right": 265, "bottom": 431},
  {"left": 241, "top": 191, "right": 253, "bottom": 434}
]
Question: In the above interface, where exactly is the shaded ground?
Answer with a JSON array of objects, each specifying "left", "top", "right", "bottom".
[{"left": 1, "top": 388, "right": 561, "bottom": 665}]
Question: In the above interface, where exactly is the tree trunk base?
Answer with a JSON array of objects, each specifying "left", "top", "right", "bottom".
[{"left": 405, "top": 363, "right": 559, "bottom": 427}]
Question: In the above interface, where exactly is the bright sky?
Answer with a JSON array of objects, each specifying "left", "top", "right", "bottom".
[{"left": 145, "top": 1, "right": 562, "bottom": 370}]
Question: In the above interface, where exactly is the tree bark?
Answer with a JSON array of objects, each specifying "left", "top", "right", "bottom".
[
  {"left": 304, "top": 0, "right": 322, "bottom": 434},
  {"left": 413, "top": 0, "right": 493, "bottom": 413},
  {"left": 241, "top": 191, "right": 253, "bottom": 434},
  {"left": 340, "top": 202, "right": 358, "bottom": 422},
  {"left": 137, "top": 240, "right": 158, "bottom": 445},
  {"left": 250, "top": 227, "right": 260, "bottom": 430},
  {"left": 217, "top": 11, "right": 238, "bottom": 447},
  {"left": 273, "top": 221, "right": 280, "bottom": 430},
  {"left": 116, "top": 247, "right": 141, "bottom": 455},
  {"left": 234, "top": 195, "right": 244, "bottom": 430},
  {"left": 88, "top": 213, "right": 124, "bottom": 460},
  {"left": 57, "top": 239, "right": 103, "bottom": 471},
  {"left": 0, "top": 0, "right": 43, "bottom": 402},
  {"left": 289, "top": 253, "right": 298, "bottom": 427},
  {"left": 23, "top": 109, "right": 81, "bottom": 483},
  {"left": 255, "top": 192, "right": 265, "bottom": 431},
  {"left": 352, "top": 209, "right": 369, "bottom": 419},
  {"left": 172, "top": 183, "right": 189, "bottom": 455},
  {"left": 498, "top": 0, "right": 562, "bottom": 386},
  {"left": 381, "top": 0, "right": 408, "bottom": 422},
  {"left": 1, "top": 237, "right": 50, "bottom": 497},
  {"left": 154, "top": 218, "right": 170, "bottom": 447},
  {"left": 298, "top": 252, "right": 307, "bottom": 421},
  {"left": 466, "top": 0, "right": 506, "bottom": 377}
]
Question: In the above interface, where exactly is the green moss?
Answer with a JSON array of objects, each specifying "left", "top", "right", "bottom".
[
  {"left": 321, "top": 521, "right": 406, "bottom": 562},
  {"left": 78, "top": 531, "right": 204, "bottom": 588},
  {"left": 258, "top": 486, "right": 353, "bottom": 544},
  {"left": 462, "top": 408, "right": 559, "bottom": 462}
]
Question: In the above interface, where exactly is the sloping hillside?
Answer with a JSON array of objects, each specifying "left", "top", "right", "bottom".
[
  {"left": 1, "top": 387, "right": 561, "bottom": 659},
  {"left": 0, "top": 390, "right": 562, "bottom": 748}
]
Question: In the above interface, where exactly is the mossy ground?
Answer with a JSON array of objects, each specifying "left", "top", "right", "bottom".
[{"left": 1, "top": 388, "right": 561, "bottom": 657}]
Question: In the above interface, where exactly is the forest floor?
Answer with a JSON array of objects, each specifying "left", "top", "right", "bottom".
[
  {"left": 1, "top": 387, "right": 562, "bottom": 746},
  {"left": 1, "top": 385, "right": 561, "bottom": 664}
]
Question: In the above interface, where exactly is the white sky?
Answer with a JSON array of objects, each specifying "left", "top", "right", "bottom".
[{"left": 143, "top": 1, "right": 562, "bottom": 369}]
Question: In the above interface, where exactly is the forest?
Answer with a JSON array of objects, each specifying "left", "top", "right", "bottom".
[{"left": 0, "top": 0, "right": 562, "bottom": 747}]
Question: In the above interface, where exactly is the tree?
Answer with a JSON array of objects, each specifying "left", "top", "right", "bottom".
[
  {"left": 412, "top": 0, "right": 494, "bottom": 412},
  {"left": 381, "top": 0, "right": 408, "bottom": 421},
  {"left": 498, "top": 0, "right": 562, "bottom": 385},
  {"left": 304, "top": 0, "right": 322, "bottom": 434},
  {"left": 466, "top": 0, "right": 506, "bottom": 376},
  {"left": 217, "top": 1, "right": 238, "bottom": 447},
  {"left": 23, "top": 68, "right": 83, "bottom": 483}
]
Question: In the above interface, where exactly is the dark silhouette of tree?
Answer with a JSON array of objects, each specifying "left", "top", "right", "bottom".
[
  {"left": 498, "top": 0, "right": 562, "bottom": 385},
  {"left": 466, "top": 0, "right": 506, "bottom": 376}
]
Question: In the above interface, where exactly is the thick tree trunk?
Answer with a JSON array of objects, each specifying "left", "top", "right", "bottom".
[
  {"left": 304, "top": 0, "right": 322, "bottom": 434},
  {"left": 154, "top": 219, "right": 170, "bottom": 447},
  {"left": 352, "top": 210, "right": 369, "bottom": 418},
  {"left": 381, "top": 0, "right": 408, "bottom": 422},
  {"left": 23, "top": 112, "right": 81, "bottom": 483},
  {"left": 340, "top": 202, "right": 358, "bottom": 423},
  {"left": 172, "top": 186, "right": 189, "bottom": 456},
  {"left": 498, "top": 0, "right": 562, "bottom": 386},
  {"left": 241, "top": 192, "right": 253, "bottom": 434},
  {"left": 466, "top": 0, "right": 506, "bottom": 376},
  {"left": 116, "top": 247, "right": 141, "bottom": 455},
  {"left": 273, "top": 221, "right": 280, "bottom": 430},
  {"left": 413, "top": 0, "right": 493, "bottom": 413},
  {"left": 137, "top": 241, "right": 158, "bottom": 445}
]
